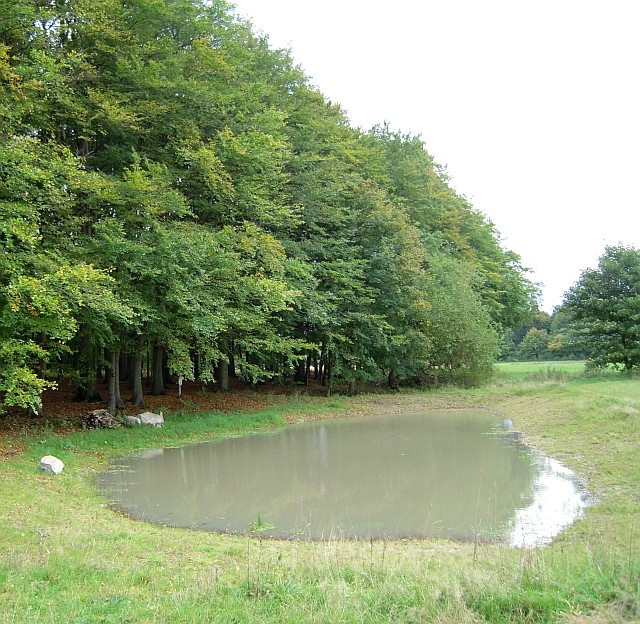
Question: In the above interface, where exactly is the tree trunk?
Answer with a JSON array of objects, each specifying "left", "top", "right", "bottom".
[
  {"left": 191, "top": 350, "right": 200, "bottom": 381},
  {"left": 28, "top": 332, "right": 47, "bottom": 416},
  {"left": 130, "top": 347, "right": 146, "bottom": 408},
  {"left": 325, "top": 350, "right": 332, "bottom": 397},
  {"left": 127, "top": 354, "right": 137, "bottom": 393},
  {"left": 217, "top": 338, "right": 231, "bottom": 391},
  {"left": 73, "top": 335, "right": 102, "bottom": 402},
  {"left": 119, "top": 353, "right": 129, "bottom": 382},
  {"left": 163, "top": 355, "right": 172, "bottom": 387},
  {"left": 294, "top": 357, "right": 308, "bottom": 384},
  {"left": 150, "top": 345, "right": 166, "bottom": 395},
  {"left": 217, "top": 359, "right": 230, "bottom": 392},
  {"left": 319, "top": 344, "right": 327, "bottom": 386},
  {"left": 388, "top": 370, "right": 400, "bottom": 391},
  {"left": 107, "top": 351, "right": 116, "bottom": 413},
  {"left": 114, "top": 355, "right": 125, "bottom": 408},
  {"left": 101, "top": 348, "right": 110, "bottom": 384},
  {"left": 107, "top": 349, "right": 126, "bottom": 413},
  {"left": 74, "top": 375, "right": 102, "bottom": 402},
  {"left": 27, "top": 402, "right": 44, "bottom": 418}
]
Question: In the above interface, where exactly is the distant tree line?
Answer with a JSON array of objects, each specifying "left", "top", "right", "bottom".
[
  {"left": 502, "top": 245, "right": 640, "bottom": 372},
  {"left": 500, "top": 309, "right": 583, "bottom": 362},
  {"left": 0, "top": 0, "right": 537, "bottom": 415}
]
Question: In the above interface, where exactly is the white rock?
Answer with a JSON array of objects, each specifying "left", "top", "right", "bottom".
[
  {"left": 138, "top": 411, "right": 164, "bottom": 427},
  {"left": 40, "top": 455, "right": 64, "bottom": 475},
  {"left": 125, "top": 416, "right": 142, "bottom": 427}
]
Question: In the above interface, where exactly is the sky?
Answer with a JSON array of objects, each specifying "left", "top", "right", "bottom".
[{"left": 231, "top": 0, "right": 640, "bottom": 312}]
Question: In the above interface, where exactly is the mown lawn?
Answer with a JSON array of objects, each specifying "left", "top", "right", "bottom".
[{"left": 0, "top": 374, "right": 638, "bottom": 623}]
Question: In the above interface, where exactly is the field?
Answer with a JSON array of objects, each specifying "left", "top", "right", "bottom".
[
  {"left": 0, "top": 367, "right": 638, "bottom": 623},
  {"left": 494, "top": 360, "right": 588, "bottom": 382}
]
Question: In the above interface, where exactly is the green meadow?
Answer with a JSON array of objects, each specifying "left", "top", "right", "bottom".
[
  {"left": 493, "top": 360, "right": 589, "bottom": 382},
  {"left": 1, "top": 370, "right": 638, "bottom": 623}
]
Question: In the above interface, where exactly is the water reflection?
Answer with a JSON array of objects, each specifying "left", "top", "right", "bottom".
[
  {"left": 96, "top": 411, "right": 590, "bottom": 546},
  {"left": 508, "top": 455, "right": 590, "bottom": 547}
]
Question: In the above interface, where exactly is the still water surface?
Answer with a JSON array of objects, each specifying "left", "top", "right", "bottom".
[{"left": 96, "top": 411, "right": 590, "bottom": 546}]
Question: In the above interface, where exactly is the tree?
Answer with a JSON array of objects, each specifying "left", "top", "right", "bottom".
[
  {"left": 354, "top": 184, "right": 432, "bottom": 388},
  {"left": 546, "top": 308, "right": 584, "bottom": 360},
  {"left": 0, "top": 0, "right": 539, "bottom": 409},
  {"left": 563, "top": 245, "right": 640, "bottom": 371},
  {"left": 0, "top": 135, "right": 132, "bottom": 414},
  {"left": 364, "top": 125, "right": 536, "bottom": 331},
  {"left": 421, "top": 254, "right": 499, "bottom": 387},
  {"left": 517, "top": 328, "right": 550, "bottom": 361}
]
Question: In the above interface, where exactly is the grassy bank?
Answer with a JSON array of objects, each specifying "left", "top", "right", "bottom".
[{"left": 1, "top": 372, "right": 638, "bottom": 623}]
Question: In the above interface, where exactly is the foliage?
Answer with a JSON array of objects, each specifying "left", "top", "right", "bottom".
[
  {"left": 0, "top": 0, "right": 535, "bottom": 411},
  {"left": 422, "top": 254, "right": 499, "bottom": 386},
  {"left": 499, "top": 306, "right": 591, "bottom": 363},
  {"left": 0, "top": 135, "right": 133, "bottom": 412},
  {"left": 563, "top": 245, "right": 640, "bottom": 371},
  {"left": 516, "top": 327, "right": 550, "bottom": 361}
]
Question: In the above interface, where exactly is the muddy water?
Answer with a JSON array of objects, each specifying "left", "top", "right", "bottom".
[{"left": 96, "top": 411, "right": 590, "bottom": 546}]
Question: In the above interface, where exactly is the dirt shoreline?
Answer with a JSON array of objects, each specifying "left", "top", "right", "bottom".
[{"left": 0, "top": 383, "right": 501, "bottom": 457}]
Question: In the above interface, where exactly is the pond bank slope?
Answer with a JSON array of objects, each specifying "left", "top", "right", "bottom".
[{"left": 0, "top": 376, "right": 638, "bottom": 623}]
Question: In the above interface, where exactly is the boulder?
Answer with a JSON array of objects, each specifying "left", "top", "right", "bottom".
[
  {"left": 138, "top": 411, "right": 164, "bottom": 427},
  {"left": 81, "top": 409, "right": 120, "bottom": 429},
  {"left": 40, "top": 455, "right": 64, "bottom": 475},
  {"left": 125, "top": 416, "right": 142, "bottom": 427}
]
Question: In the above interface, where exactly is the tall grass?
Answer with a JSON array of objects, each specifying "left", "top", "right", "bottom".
[{"left": 1, "top": 376, "right": 638, "bottom": 623}]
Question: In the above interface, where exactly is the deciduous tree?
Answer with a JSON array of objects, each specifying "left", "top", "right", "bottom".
[{"left": 563, "top": 245, "right": 640, "bottom": 371}]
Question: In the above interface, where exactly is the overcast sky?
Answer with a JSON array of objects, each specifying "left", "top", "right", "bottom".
[{"left": 232, "top": 1, "right": 640, "bottom": 312}]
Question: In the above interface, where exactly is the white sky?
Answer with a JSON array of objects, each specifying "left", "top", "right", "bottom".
[{"left": 232, "top": 0, "right": 640, "bottom": 312}]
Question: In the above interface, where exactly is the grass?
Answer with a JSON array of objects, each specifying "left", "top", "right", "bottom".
[
  {"left": 0, "top": 369, "right": 638, "bottom": 623},
  {"left": 494, "top": 360, "right": 589, "bottom": 383}
]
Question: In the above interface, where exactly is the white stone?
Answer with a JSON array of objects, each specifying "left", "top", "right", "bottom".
[
  {"left": 125, "top": 416, "right": 142, "bottom": 427},
  {"left": 138, "top": 411, "right": 164, "bottom": 427},
  {"left": 40, "top": 455, "right": 64, "bottom": 475}
]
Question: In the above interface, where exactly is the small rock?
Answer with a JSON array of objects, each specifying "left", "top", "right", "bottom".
[
  {"left": 40, "top": 455, "right": 64, "bottom": 475},
  {"left": 138, "top": 411, "right": 164, "bottom": 427},
  {"left": 125, "top": 416, "right": 142, "bottom": 427}
]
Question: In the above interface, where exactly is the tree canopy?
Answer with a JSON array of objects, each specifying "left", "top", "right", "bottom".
[
  {"left": 0, "top": 0, "right": 536, "bottom": 413},
  {"left": 562, "top": 245, "right": 640, "bottom": 372}
]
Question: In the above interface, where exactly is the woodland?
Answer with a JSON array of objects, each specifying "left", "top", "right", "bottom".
[{"left": 0, "top": 0, "right": 537, "bottom": 416}]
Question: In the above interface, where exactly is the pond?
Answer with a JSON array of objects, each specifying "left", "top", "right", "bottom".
[{"left": 96, "top": 411, "right": 591, "bottom": 546}]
